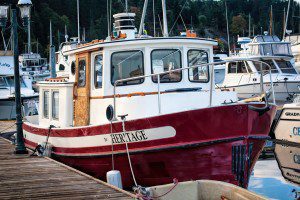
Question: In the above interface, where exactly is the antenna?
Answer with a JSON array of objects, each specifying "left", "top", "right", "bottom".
[
  {"left": 162, "top": 0, "right": 168, "bottom": 37},
  {"left": 77, "top": 0, "right": 81, "bottom": 43},
  {"left": 225, "top": 0, "right": 231, "bottom": 53},
  {"left": 139, "top": 0, "right": 149, "bottom": 36},
  {"left": 82, "top": 28, "right": 85, "bottom": 42},
  {"left": 125, "top": 0, "right": 128, "bottom": 13},
  {"left": 65, "top": 25, "right": 68, "bottom": 42},
  {"left": 106, "top": 0, "right": 111, "bottom": 40}
]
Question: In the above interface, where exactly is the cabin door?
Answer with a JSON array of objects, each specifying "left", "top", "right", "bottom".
[{"left": 74, "top": 53, "right": 91, "bottom": 126}]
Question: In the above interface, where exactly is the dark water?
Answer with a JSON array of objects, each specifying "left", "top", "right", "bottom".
[{"left": 248, "top": 141, "right": 300, "bottom": 200}]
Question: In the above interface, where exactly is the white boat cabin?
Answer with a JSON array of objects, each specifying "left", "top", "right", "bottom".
[{"left": 33, "top": 12, "right": 239, "bottom": 128}]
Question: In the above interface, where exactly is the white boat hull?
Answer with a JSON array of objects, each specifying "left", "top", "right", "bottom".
[
  {"left": 0, "top": 97, "right": 38, "bottom": 120},
  {"left": 274, "top": 104, "right": 300, "bottom": 144},
  {"left": 223, "top": 81, "right": 300, "bottom": 103}
]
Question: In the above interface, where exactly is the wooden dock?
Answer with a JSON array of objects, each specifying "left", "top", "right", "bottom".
[{"left": 0, "top": 128, "right": 135, "bottom": 199}]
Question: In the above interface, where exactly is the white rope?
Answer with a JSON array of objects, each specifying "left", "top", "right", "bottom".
[{"left": 121, "top": 118, "right": 138, "bottom": 187}]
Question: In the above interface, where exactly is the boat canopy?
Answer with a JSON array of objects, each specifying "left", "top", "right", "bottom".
[{"left": 248, "top": 35, "right": 292, "bottom": 57}]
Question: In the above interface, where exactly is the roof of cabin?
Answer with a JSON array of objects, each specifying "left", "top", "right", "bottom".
[{"left": 62, "top": 37, "right": 217, "bottom": 55}]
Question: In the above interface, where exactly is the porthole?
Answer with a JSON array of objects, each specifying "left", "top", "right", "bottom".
[
  {"left": 59, "top": 64, "right": 65, "bottom": 71},
  {"left": 71, "top": 61, "right": 76, "bottom": 75}
]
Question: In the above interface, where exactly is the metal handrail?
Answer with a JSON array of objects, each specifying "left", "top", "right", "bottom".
[{"left": 112, "top": 59, "right": 275, "bottom": 120}]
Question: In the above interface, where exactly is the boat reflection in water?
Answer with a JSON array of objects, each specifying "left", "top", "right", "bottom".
[{"left": 249, "top": 141, "right": 300, "bottom": 200}]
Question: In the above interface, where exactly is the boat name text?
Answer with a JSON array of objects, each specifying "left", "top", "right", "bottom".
[
  {"left": 111, "top": 130, "right": 148, "bottom": 144},
  {"left": 285, "top": 112, "right": 300, "bottom": 117}
]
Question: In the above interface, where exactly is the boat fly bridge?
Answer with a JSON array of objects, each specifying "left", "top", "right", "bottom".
[{"left": 221, "top": 35, "right": 300, "bottom": 104}]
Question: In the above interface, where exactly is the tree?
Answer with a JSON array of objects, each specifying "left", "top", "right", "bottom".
[{"left": 231, "top": 15, "right": 247, "bottom": 36}]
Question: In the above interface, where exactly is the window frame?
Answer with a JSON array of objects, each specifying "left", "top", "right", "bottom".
[
  {"left": 43, "top": 90, "right": 50, "bottom": 119},
  {"left": 110, "top": 50, "right": 145, "bottom": 87},
  {"left": 94, "top": 54, "right": 103, "bottom": 89},
  {"left": 150, "top": 48, "right": 183, "bottom": 83},
  {"left": 51, "top": 91, "right": 59, "bottom": 120},
  {"left": 187, "top": 49, "right": 210, "bottom": 83}
]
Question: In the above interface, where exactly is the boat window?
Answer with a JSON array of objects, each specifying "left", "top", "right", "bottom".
[
  {"left": 188, "top": 50, "right": 209, "bottom": 82},
  {"left": 6, "top": 76, "right": 26, "bottom": 88},
  {"left": 78, "top": 59, "right": 86, "bottom": 87},
  {"left": 111, "top": 50, "right": 144, "bottom": 86},
  {"left": 228, "top": 62, "right": 237, "bottom": 73},
  {"left": 253, "top": 60, "right": 278, "bottom": 73},
  {"left": 52, "top": 91, "right": 59, "bottom": 120},
  {"left": 43, "top": 90, "right": 49, "bottom": 119},
  {"left": 272, "top": 43, "right": 291, "bottom": 56},
  {"left": 151, "top": 49, "right": 182, "bottom": 83},
  {"left": 276, "top": 60, "right": 297, "bottom": 74},
  {"left": 0, "top": 77, "right": 7, "bottom": 87},
  {"left": 94, "top": 54, "right": 103, "bottom": 88},
  {"left": 236, "top": 61, "right": 248, "bottom": 73}
]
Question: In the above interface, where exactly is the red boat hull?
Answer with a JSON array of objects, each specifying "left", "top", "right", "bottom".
[{"left": 23, "top": 104, "right": 276, "bottom": 189}]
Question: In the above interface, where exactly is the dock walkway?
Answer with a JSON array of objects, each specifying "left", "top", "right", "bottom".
[{"left": 0, "top": 126, "right": 135, "bottom": 199}]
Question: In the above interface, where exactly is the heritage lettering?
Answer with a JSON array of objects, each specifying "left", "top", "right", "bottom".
[{"left": 110, "top": 130, "right": 148, "bottom": 144}]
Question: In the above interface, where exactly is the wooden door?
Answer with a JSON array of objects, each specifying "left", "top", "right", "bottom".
[{"left": 74, "top": 53, "right": 91, "bottom": 126}]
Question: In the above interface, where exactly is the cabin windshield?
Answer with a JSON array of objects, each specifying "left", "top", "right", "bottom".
[
  {"left": 6, "top": 76, "right": 26, "bottom": 88},
  {"left": 275, "top": 60, "right": 297, "bottom": 74},
  {"left": 0, "top": 77, "right": 7, "bottom": 87},
  {"left": 111, "top": 50, "right": 144, "bottom": 86},
  {"left": 151, "top": 49, "right": 182, "bottom": 83},
  {"left": 188, "top": 50, "right": 209, "bottom": 82},
  {"left": 253, "top": 60, "right": 278, "bottom": 74}
]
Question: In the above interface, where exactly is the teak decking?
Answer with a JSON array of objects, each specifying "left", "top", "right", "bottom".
[{"left": 0, "top": 132, "right": 135, "bottom": 199}]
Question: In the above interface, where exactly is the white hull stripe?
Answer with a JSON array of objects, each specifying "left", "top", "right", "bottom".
[{"left": 24, "top": 126, "right": 176, "bottom": 148}]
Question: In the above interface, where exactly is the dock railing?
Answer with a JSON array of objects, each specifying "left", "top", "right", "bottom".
[{"left": 113, "top": 59, "right": 275, "bottom": 120}]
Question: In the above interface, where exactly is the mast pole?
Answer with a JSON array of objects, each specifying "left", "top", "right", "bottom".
[
  {"left": 283, "top": 0, "right": 291, "bottom": 39},
  {"left": 153, "top": 0, "right": 156, "bottom": 37},
  {"left": 270, "top": 5, "right": 273, "bottom": 35},
  {"left": 162, "top": 0, "right": 168, "bottom": 37},
  {"left": 248, "top": 13, "right": 251, "bottom": 37},
  {"left": 28, "top": 18, "right": 31, "bottom": 53},
  {"left": 139, "top": 0, "right": 149, "bottom": 36},
  {"left": 225, "top": 0, "right": 231, "bottom": 53},
  {"left": 77, "top": 0, "right": 80, "bottom": 43},
  {"left": 50, "top": 21, "right": 56, "bottom": 78}
]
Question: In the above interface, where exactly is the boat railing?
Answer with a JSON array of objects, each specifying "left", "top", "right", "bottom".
[{"left": 113, "top": 59, "right": 275, "bottom": 120}]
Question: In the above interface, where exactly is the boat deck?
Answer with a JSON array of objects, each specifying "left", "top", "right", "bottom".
[{"left": 0, "top": 123, "right": 135, "bottom": 200}]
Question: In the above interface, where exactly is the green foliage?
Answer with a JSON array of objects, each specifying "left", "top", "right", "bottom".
[
  {"left": 0, "top": 0, "right": 299, "bottom": 56},
  {"left": 231, "top": 15, "right": 247, "bottom": 36}
]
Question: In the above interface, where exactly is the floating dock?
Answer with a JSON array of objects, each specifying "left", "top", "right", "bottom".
[{"left": 0, "top": 123, "right": 135, "bottom": 200}]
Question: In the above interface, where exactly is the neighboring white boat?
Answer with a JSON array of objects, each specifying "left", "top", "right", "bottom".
[
  {"left": 274, "top": 102, "right": 300, "bottom": 144},
  {"left": 213, "top": 53, "right": 228, "bottom": 84},
  {"left": 274, "top": 143, "right": 300, "bottom": 185},
  {"left": 19, "top": 53, "right": 50, "bottom": 91},
  {"left": 145, "top": 180, "right": 267, "bottom": 200},
  {"left": 221, "top": 35, "right": 299, "bottom": 104},
  {"left": 285, "top": 34, "right": 300, "bottom": 72},
  {"left": 0, "top": 51, "right": 38, "bottom": 120}
]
